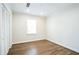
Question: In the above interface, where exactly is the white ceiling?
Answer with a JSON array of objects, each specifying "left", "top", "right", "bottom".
[{"left": 9, "top": 3, "right": 79, "bottom": 17}]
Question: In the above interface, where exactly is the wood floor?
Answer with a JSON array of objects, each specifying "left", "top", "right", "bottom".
[{"left": 8, "top": 40, "right": 79, "bottom": 55}]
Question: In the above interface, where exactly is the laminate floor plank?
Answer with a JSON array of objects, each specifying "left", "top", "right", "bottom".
[{"left": 8, "top": 40, "right": 79, "bottom": 55}]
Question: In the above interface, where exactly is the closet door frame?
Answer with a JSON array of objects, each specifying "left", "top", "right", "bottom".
[{"left": 0, "top": 4, "right": 3, "bottom": 55}]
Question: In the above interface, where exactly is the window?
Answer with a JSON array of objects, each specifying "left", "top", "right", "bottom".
[{"left": 26, "top": 19, "right": 37, "bottom": 34}]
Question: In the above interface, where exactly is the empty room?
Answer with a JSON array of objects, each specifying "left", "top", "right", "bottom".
[{"left": 0, "top": 3, "right": 79, "bottom": 55}]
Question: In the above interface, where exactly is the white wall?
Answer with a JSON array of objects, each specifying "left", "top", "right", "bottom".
[
  {"left": 47, "top": 5, "right": 79, "bottom": 52},
  {"left": 12, "top": 13, "right": 46, "bottom": 44}
]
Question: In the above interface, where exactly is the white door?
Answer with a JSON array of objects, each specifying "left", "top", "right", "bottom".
[
  {"left": 5, "top": 10, "right": 10, "bottom": 53},
  {"left": 0, "top": 4, "right": 11, "bottom": 55}
]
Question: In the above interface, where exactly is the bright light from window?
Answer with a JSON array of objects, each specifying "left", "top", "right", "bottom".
[{"left": 26, "top": 19, "right": 37, "bottom": 34}]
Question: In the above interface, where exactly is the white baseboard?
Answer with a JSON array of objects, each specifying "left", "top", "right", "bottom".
[
  {"left": 12, "top": 39, "right": 45, "bottom": 44},
  {"left": 47, "top": 39, "right": 79, "bottom": 53}
]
